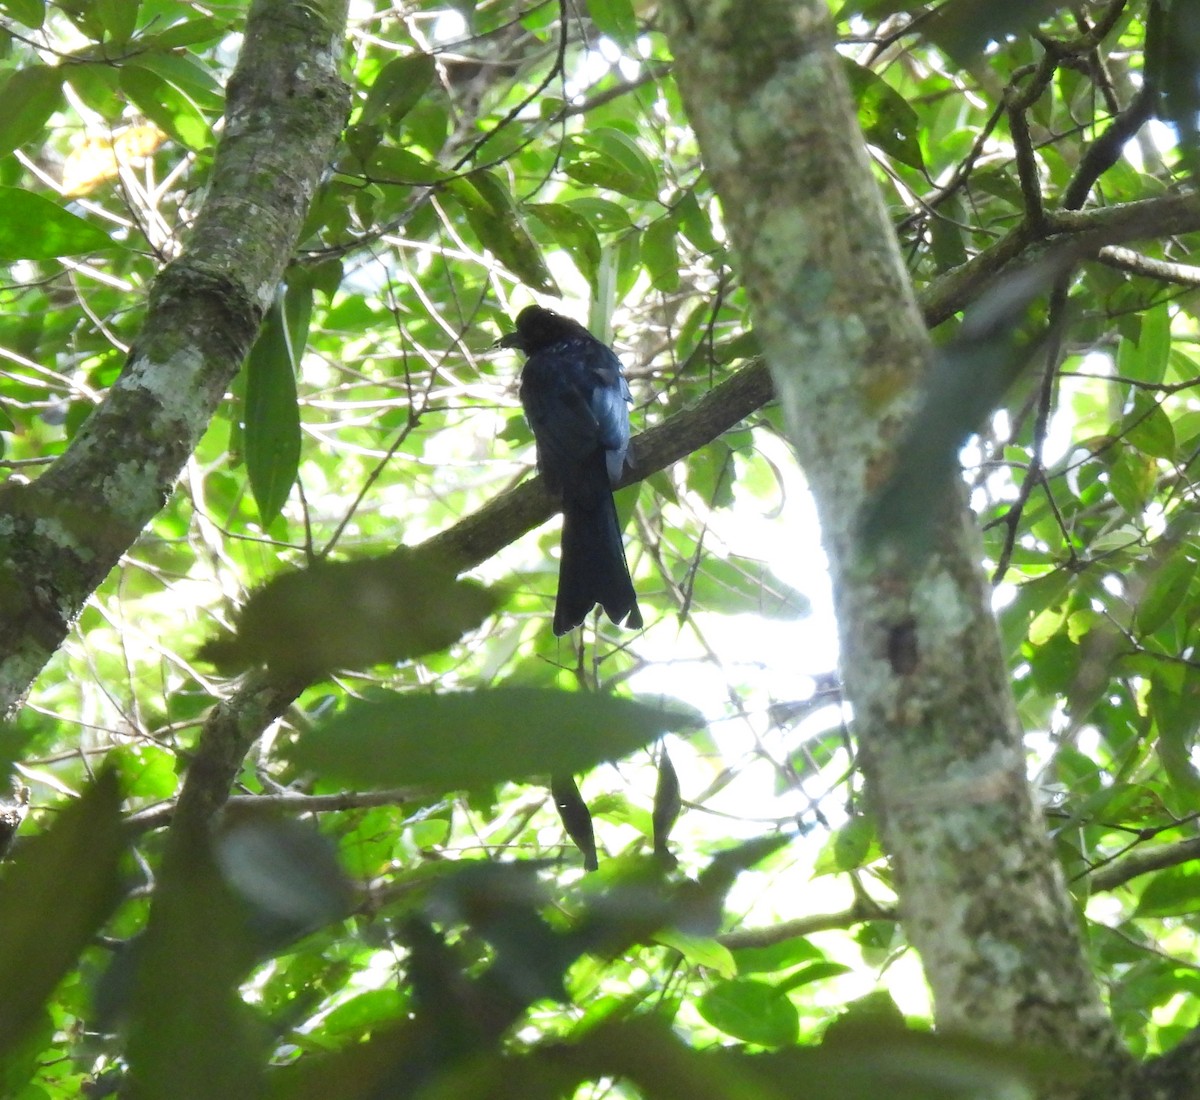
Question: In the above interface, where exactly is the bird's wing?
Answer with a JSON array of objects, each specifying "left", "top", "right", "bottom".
[{"left": 584, "top": 343, "right": 633, "bottom": 482}]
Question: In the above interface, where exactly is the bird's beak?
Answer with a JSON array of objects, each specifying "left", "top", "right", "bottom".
[{"left": 495, "top": 331, "right": 523, "bottom": 350}]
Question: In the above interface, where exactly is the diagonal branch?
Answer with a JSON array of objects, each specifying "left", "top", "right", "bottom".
[{"left": 168, "top": 357, "right": 775, "bottom": 827}]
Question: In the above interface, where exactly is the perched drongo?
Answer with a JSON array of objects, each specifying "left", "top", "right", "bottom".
[{"left": 499, "top": 305, "right": 643, "bottom": 635}]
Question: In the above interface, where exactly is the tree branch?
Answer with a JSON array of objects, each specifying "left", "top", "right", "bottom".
[
  {"left": 921, "top": 192, "right": 1200, "bottom": 327},
  {"left": 718, "top": 900, "right": 897, "bottom": 950},
  {"left": 128, "top": 783, "right": 425, "bottom": 835},
  {"left": 1087, "top": 836, "right": 1200, "bottom": 893}
]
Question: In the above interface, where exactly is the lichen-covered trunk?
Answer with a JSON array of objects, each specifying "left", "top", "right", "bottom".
[
  {"left": 662, "top": 0, "right": 1123, "bottom": 1083},
  {"left": 0, "top": 0, "right": 350, "bottom": 713}
]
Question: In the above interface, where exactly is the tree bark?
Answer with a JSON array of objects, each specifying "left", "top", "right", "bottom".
[
  {"left": 0, "top": 0, "right": 351, "bottom": 714},
  {"left": 661, "top": 0, "right": 1126, "bottom": 1085}
]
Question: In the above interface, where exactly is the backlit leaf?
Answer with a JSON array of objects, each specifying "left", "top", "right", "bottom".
[{"left": 0, "top": 187, "right": 113, "bottom": 261}]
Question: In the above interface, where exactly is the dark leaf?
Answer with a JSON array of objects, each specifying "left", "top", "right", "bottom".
[
  {"left": 126, "top": 825, "right": 266, "bottom": 1100},
  {"left": 119, "top": 62, "right": 211, "bottom": 149},
  {"left": 692, "top": 554, "right": 810, "bottom": 618},
  {"left": 642, "top": 218, "right": 681, "bottom": 292},
  {"left": 214, "top": 817, "right": 354, "bottom": 951},
  {"left": 0, "top": 0, "right": 44, "bottom": 26},
  {"left": 528, "top": 202, "right": 602, "bottom": 288},
  {"left": 861, "top": 254, "right": 1073, "bottom": 553},
  {"left": 1136, "top": 864, "right": 1200, "bottom": 917},
  {"left": 841, "top": 59, "right": 924, "bottom": 170},
  {"left": 95, "top": 0, "right": 139, "bottom": 43},
  {"left": 0, "top": 770, "right": 123, "bottom": 1055},
  {"left": 446, "top": 172, "right": 558, "bottom": 294},
  {"left": 551, "top": 774, "right": 598, "bottom": 871},
  {"left": 652, "top": 747, "right": 681, "bottom": 861},
  {"left": 1135, "top": 553, "right": 1197, "bottom": 637},
  {"left": 926, "top": 0, "right": 1073, "bottom": 63},
  {"left": 199, "top": 552, "right": 500, "bottom": 677}
]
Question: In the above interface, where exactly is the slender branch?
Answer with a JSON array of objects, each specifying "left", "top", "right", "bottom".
[
  {"left": 128, "top": 784, "right": 425, "bottom": 835},
  {"left": 718, "top": 900, "right": 897, "bottom": 950},
  {"left": 1088, "top": 835, "right": 1200, "bottom": 893},
  {"left": 1097, "top": 245, "right": 1200, "bottom": 287}
]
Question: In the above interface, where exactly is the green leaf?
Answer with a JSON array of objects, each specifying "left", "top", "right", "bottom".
[
  {"left": 642, "top": 218, "right": 681, "bottom": 292},
  {"left": 289, "top": 688, "right": 703, "bottom": 789},
  {"left": 1135, "top": 864, "right": 1200, "bottom": 918},
  {"left": 119, "top": 62, "right": 212, "bottom": 149},
  {"left": 322, "top": 989, "right": 406, "bottom": 1038},
  {"left": 814, "top": 814, "right": 880, "bottom": 874},
  {"left": 95, "top": 0, "right": 139, "bottom": 43},
  {"left": 528, "top": 202, "right": 602, "bottom": 288},
  {"left": 655, "top": 930, "right": 737, "bottom": 979},
  {"left": 686, "top": 442, "right": 736, "bottom": 509},
  {"left": 361, "top": 53, "right": 436, "bottom": 127},
  {"left": 1135, "top": 553, "right": 1197, "bottom": 637},
  {"left": 0, "top": 65, "right": 63, "bottom": 156},
  {"left": 776, "top": 959, "right": 853, "bottom": 992},
  {"left": 446, "top": 171, "right": 558, "bottom": 294},
  {"left": 1123, "top": 393, "right": 1176, "bottom": 460},
  {"left": 564, "top": 141, "right": 658, "bottom": 202},
  {"left": 691, "top": 554, "right": 810, "bottom": 618},
  {"left": 0, "top": 0, "right": 44, "bottom": 26},
  {"left": 925, "top": 0, "right": 1072, "bottom": 63},
  {"left": 587, "top": 0, "right": 638, "bottom": 45},
  {"left": 110, "top": 743, "right": 178, "bottom": 800},
  {"left": 244, "top": 292, "right": 303, "bottom": 526},
  {"left": 841, "top": 58, "right": 924, "bottom": 170},
  {"left": 130, "top": 48, "right": 224, "bottom": 111},
  {"left": 147, "top": 16, "right": 228, "bottom": 49},
  {"left": 674, "top": 188, "right": 720, "bottom": 254},
  {"left": 563, "top": 196, "right": 633, "bottom": 232},
  {"left": 365, "top": 144, "right": 444, "bottom": 184},
  {"left": 1116, "top": 304, "right": 1171, "bottom": 385},
  {"left": 1151, "top": 673, "right": 1200, "bottom": 804},
  {"left": 199, "top": 552, "right": 501, "bottom": 677},
  {"left": 697, "top": 977, "right": 800, "bottom": 1046},
  {"left": 0, "top": 770, "right": 123, "bottom": 1055},
  {"left": 0, "top": 188, "right": 113, "bottom": 261},
  {"left": 734, "top": 937, "right": 824, "bottom": 976}
]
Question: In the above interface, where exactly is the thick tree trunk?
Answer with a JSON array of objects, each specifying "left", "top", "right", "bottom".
[
  {"left": 662, "top": 0, "right": 1125, "bottom": 1086},
  {"left": 0, "top": 0, "right": 350, "bottom": 714}
]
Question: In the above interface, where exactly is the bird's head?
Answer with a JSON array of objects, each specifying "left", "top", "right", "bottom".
[{"left": 497, "top": 305, "right": 588, "bottom": 353}]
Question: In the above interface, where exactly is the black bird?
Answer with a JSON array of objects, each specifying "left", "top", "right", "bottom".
[{"left": 499, "top": 305, "right": 643, "bottom": 635}]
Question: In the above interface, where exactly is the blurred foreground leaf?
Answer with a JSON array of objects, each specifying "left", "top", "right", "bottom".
[
  {"left": 0, "top": 770, "right": 123, "bottom": 1056},
  {"left": 126, "top": 824, "right": 266, "bottom": 1099},
  {"left": 199, "top": 552, "right": 500, "bottom": 676},
  {"left": 290, "top": 688, "right": 702, "bottom": 789}
]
